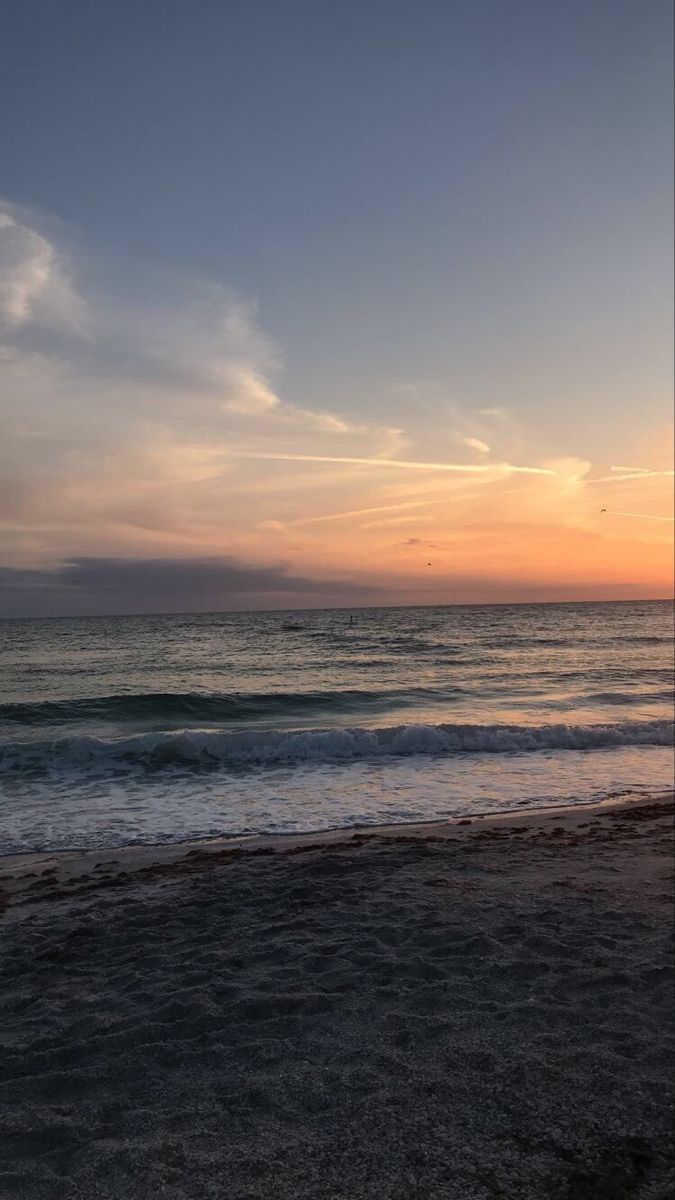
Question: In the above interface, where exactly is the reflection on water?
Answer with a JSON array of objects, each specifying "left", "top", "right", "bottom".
[{"left": 0, "top": 600, "right": 672, "bottom": 852}]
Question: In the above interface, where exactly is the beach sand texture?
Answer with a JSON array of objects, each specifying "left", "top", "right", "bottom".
[{"left": 1, "top": 798, "right": 673, "bottom": 1199}]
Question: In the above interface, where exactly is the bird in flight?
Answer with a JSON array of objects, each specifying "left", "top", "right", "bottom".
[{"left": 600, "top": 508, "right": 606, "bottom": 513}]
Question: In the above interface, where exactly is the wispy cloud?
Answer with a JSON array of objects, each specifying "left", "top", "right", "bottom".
[
  {"left": 0, "top": 201, "right": 414, "bottom": 567},
  {"left": 361, "top": 514, "right": 431, "bottom": 529},
  {"left": 1, "top": 199, "right": 672, "bottom": 609},
  {"left": 0, "top": 206, "right": 86, "bottom": 333},
  {"left": 610, "top": 465, "right": 672, "bottom": 474},
  {"left": 289, "top": 499, "right": 441, "bottom": 526},
  {"left": 604, "top": 511, "right": 675, "bottom": 522},
  {"left": 0, "top": 203, "right": 390, "bottom": 449},
  {"left": 223, "top": 368, "right": 280, "bottom": 415},
  {"left": 226, "top": 452, "right": 556, "bottom": 476},
  {"left": 588, "top": 470, "right": 675, "bottom": 483},
  {"left": 461, "top": 436, "right": 490, "bottom": 454}
]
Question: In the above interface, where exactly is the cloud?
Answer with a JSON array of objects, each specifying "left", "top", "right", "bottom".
[
  {"left": 610, "top": 465, "right": 670, "bottom": 474},
  {"left": 291, "top": 408, "right": 350, "bottom": 432},
  {"left": 226, "top": 452, "right": 556, "bottom": 476},
  {"left": 0, "top": 201, "right": 422, "bottom": 565},
  {"left": 223, "top": 367, "right": 280, "bottom": 415},
  {"left": 603, "top": 511, "right": 675, "bottom": 522},
  {"left": 461, "top": 436, "right": 490, "bottom": 454},
  {"left": 0, "top": 556, "right": 372, "bottom": 617},
  {"left": 588, "top": 470, "right": 675, "bottom": 483},
  {"left": 543, "top": 457, "right": 591, "bottom": 481},
  {"left": 0, "top": 206, "right": 86, "bottom": 332},
  {"left": 2, "top": 199, "right": 671, "bottom": 607},
  {"left": 0, "top": 203, "right": 366, "bottom": 442},
  {"left": 290, "top": 500, "right": 441, "bottom": 526},
  {"left": 361, "top": 514, "right": 425, "bottom": 529}
]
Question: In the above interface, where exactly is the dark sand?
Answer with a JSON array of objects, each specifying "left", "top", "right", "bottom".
[{"left": 0, "top": 796, "right": 673, "bottom": 1199}]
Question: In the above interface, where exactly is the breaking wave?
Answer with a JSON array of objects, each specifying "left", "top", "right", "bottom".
[{"left": 1, "top": 719, "right": 672, "bottom": 776}]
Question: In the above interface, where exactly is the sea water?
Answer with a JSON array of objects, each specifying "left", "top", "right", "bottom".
[{"left": 0, "top": 600, "right": 673, "bottom": 853}]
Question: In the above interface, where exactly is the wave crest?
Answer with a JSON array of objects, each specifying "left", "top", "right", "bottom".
[
  {"left": 0, "top": 686, "right": 473, "bottom": 728},
  {"left": 1, "top": 718, "right": 672, "bottom": 775}
]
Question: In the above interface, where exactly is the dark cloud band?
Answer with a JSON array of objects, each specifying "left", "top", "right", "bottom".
[{"left": 0, "top": 556, "right": 371, "bottom": 617}]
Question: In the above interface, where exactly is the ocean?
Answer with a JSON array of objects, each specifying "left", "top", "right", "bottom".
[{"left": 0, "top": 600, "right": 673, "bottom": 855}]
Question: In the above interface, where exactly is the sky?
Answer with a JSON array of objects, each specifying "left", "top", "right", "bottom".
[{"left": 0, "top": 0, "right": 673, "bottom": 617}]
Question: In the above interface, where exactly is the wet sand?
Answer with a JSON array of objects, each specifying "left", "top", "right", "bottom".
[{"left": 1, "top": 795, "right": 673, "bottom": 1198}]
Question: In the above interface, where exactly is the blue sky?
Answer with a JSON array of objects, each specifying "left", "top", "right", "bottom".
[{"left": 0, "top": 0, "right": 673, "bottom": 613}]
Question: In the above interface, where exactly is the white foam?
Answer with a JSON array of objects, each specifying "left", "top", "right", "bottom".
[
  {"left": 1, "top": 718, "right": 672, "bottom": 775},
  {"left": 1, "top": 744, "right": 672, "bottom": 855}
]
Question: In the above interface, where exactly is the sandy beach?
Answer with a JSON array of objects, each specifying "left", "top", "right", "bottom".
[{"left": 1, "top": 795, "right": 673, "bottom": 1199}]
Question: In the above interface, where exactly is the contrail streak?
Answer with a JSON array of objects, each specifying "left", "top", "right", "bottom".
[
  {"left": 610, "top": 465, "right": 674, "bottom": 474},
  {"left": 587, "top": 470, "right": 675, "bottom": 483},
  {"left": 291, "top": 500, "right": 442, "bottom": 526},
  {"left": 605, "top": 511, "right": 675, "bottom": 522},
  {"left": 229, "top": 452, "right": 555, "bottom": 476}
]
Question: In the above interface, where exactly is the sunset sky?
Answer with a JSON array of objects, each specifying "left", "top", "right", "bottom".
[{"left": 1, "top": 0, "right": 673, "bottom": 616}]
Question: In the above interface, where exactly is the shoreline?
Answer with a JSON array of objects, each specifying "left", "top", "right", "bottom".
[{"left": 2, "top": 790, "right": 672, "bottom": 912}]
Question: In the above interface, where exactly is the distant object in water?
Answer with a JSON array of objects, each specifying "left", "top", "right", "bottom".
[
  {"left": 349, "top": 615, "right": 355, "bottom": 625},
  {"left": 281, "top": 622, "right": 304, "bottom": 631}
]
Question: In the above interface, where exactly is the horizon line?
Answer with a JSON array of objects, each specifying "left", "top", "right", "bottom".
[{"left": 1, "top": 595, "right": 672, "bottom": 622}]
